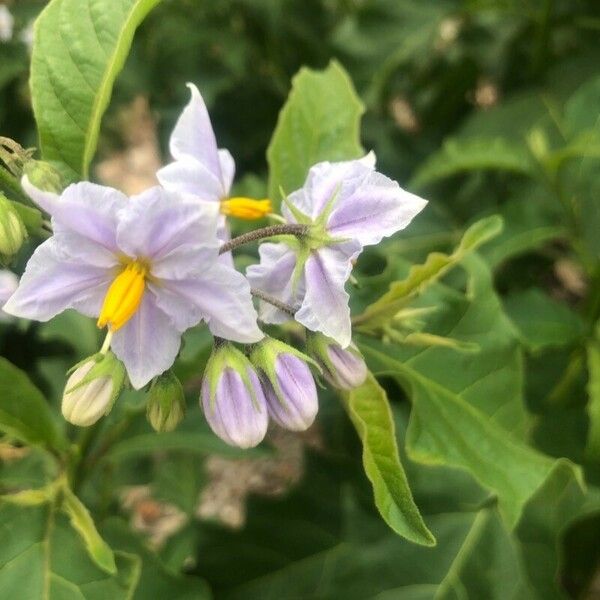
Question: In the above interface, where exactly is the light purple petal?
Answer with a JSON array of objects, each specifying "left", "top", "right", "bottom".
[
  {"left": 169, "top": 83, "right": 222, "bottom": 180},
  {"left": 0, "top": 270, "right": 18, "bottom": 322},
  {"left": 295, "top": 241, "right": 360, "bottom": 348},
  {"left": 283, "top": 156, "right": 375, "bottom": 222},
  {"left": 151, "top": 261, "right": 263, "bottom": 343},
  {"left": 116, "top": 186, "right": 219, "bottom": 261},
  {"left": 110, "top": 293, "right": 181, "bottom": 389},
  {"left": 264, "top": 354, "right": 318, "bottom": 431},
  {"left": 22, "top": 177, "right": 125, "bottom": 252},
  {"left": 156, "top": 156, "right": 224, "bottom": 202},
  {"left": 327, "top": 170, "right": 427, "bottom": 246},
  {"left": 201, "top": 368, "right": 268, "bottom": 448},
  {"left": 218, "top": 149, "right": 235, "bottom": 195},
  {"left": 246, "top": 243, "right": 301, "bottom": 324},
  {"left": 3, "top": 235, "right": 114, "bottom": 321},
  {"left": 325, "top": 344, "right": 367, "bottom": 390}
]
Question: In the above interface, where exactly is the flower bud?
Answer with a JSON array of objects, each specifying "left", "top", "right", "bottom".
[
  {"left": 22, "top": 160, "right": 65, "bottom": 194},
  {"left": 146, "top": 371, "right": 186, "bottom": 432},
  {"left": 62, "top": 351, "right": 126, "bottom": 427},
  {"left": 250, "top": 337, "right": 318, "bottom": 431},
  {"left": 201, "top": 342, "right": 268, "bottom": 448},
  {"left": 0, "top": 195, "right": 26, "bottom": 260},
  {"left": 306, "top": 332, "right": 367, "bottom": 390}
]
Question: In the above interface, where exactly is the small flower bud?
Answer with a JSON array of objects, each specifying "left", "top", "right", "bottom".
[
  {"left": 146, "top": 371, "right": 186, "bottom": 432},
  {"left": 306, "top": 332, "right": 367, "bottom": 390},
  {"left": 22, "top": 160, "right": 65, "bottom": 194},
  {"left": 0, "top": 195, "right": 26, "bottom": 260},
  {"left": 250, "top": 337, "right": 318, "bottom": 431},
  {"left": 201, "top": 342, "right": 268, "bottom": 448},
  {"left": 62, "top": 351, "right": 126, "bottom": 427}
]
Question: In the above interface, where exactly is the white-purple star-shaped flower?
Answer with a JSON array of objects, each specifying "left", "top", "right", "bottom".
[
  {"left": 247, "top": 155, "right": 427, "bottom": 347},
  {"left": 4, "top": 178, "right": 263, "bottom": 388}
]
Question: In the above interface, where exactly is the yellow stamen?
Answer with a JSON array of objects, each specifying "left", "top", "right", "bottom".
[
  {"left": 97, "top": 262, "right": 147, "bottom": 332},
  {"left": 220, "top": 197, "right": 272, "bottom": 220}
]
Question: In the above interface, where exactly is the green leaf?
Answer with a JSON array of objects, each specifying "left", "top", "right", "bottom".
[
  {"left": 586, "top": 328, "right": 600, "bottom": 460},
  {"left": 342, "top": 373, "right": 435, "bottom": 546},
  {"left": 0, "top": 501, "right": 140, "bottom": 599},
  {"left": 360, "top": 255, "right": 581, "bottom": 527},
  {"left": 410, "top": 137, "right": 534, "bottom": 190},
  {"left": 31, "top": 0, "right": 161, "bottom": 179},
  {"left": 354, "top": 215, "right": 503, "bottom": 332},
  {"left": 61, "top": 485, "right": 117, "bottom": 575},
  {"left": 0, "top": 358, "right": 65, "bottom": 452},
  {"left": 503, "top": 289, "right": 586, "bottom": 353},
  {"left": 267, "top": 60, "right": 364, "bottom": 204}
]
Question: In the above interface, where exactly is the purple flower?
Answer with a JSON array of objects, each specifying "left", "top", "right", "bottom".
[
  {"left": 0, "top": 270, "right": 18, "bottom": 322},
  {"left": 201, "top": 343, "right": 268, "bottom": 448},
  {"left": 247, "top": 155, "right": 427, "bottom": 347},
  {"left": 250, "top": 337, "right": 318, "bottom": 432},
  {"left": 4, "top": 179, "right": 263, "bottom": 389}
]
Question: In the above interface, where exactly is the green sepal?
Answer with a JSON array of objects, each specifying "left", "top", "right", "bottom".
[{"left": 22, "top": 159, "right": 67, "bottom": 194}]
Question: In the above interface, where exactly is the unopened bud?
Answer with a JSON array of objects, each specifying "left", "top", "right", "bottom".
[
  {"left": 250, "top": 337, "right": 318, "bottom": 431},
  {"left": 307, "top": 332, "right": 367, "bottom": 390},
  {"left": 146, "top": 371, "right": 186, "bottom": 432},
  {"left": 0, "top": 195, "right": 26, "bottom": 260},
  {"left": 22, "top": 160, "right": 65, "bottom": 194},
  {"left": 62, "top": 352, "right": 125, "bottom": 426},
  {"left": 201, "top": 342, "right": 268, "bottom": 448}
]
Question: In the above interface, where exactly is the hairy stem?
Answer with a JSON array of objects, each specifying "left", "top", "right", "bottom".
[
  {"left": 219, "top": 223, "right": 308, "bottom": 255},
  {"left": 251, "top": 287, "right": 297, "bottom": 317}
]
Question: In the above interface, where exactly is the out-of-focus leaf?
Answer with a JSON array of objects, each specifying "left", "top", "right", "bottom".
[
  {"left": 360, "top": 256, "right": 581, "bottom": 526},
  {"left": 0, "top": 502, "right": 140, "bottom": 598},
  {"left": 62, "top": 485, "right": 117, "bottom": 575},
  {"left": 410, "top": 138, "right": 534, "bottom": 190},
  {"left": 342, "top": 373, "right": 435, "bottom": 546},
  {"left": 354, "top": 215, "right": 503, "bottom": 332},
  {"left": 0, "top": 358, "right": 65, "bottom": 452},
  {"left": 103, "top": 518, "right": 210, "bottom": 600},
  {"left": 586, "top": 327, "right": 600, "bottom": 461},
  {"left": 503, "top": 289, "right": 586, "bottom": 353},
  {"left": 267, "top": 60, "right": 364, "bottom": 203},
  {"left": 31, "top": 0, "right": 161, "bottom": 179},
  {"left": 38, "top": 310, "right": 101, "bottom": 360}
]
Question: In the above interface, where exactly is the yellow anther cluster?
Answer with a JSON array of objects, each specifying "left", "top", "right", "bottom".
[
  {"left": 97, "top": 262, "right": 148, "bottom": 332},
  {"left": 220, "top": 197, "right": 272, "bottom": 220}
]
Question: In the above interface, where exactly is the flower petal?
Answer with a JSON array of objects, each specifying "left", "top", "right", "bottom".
[
  {"left": 22, "top": 177, "right": 125, "bottom": 251},
  {"left": 246, "top": 243, "right": 300, "bottom": 324},
  {"left": 151, "top": 262, "right": 263, "bottom": 343},
  {"left": 156, "top": 155, "right": 224, "bottom": 202},
  {"left": 3, "top": 235, "right": 114, "bottom": 321},
  {"left": 295, "top": 241, "right": 360, "bottom": 347},
  {"left": 201, "top": 368, "right": 268, "bottom": 448},
  {"left": 327, "top": 170, "right": 427, "bottom": 246},
  {"left": 116, "top": 186, "right": 219, "bottom": 261},
  {"left": 218, "top": 149, "right": 235, "bottom": 196},
  {"left": 110, "top": 293, "right": 181, "bottom": 389},
  {"left": 169, "top": 83, "right": 222, "bottom": 180}
]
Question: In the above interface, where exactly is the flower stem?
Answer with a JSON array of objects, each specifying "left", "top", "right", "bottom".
[
  {"left": 219, "top": 223, "right": 308, "bottom": 255},
  {"left": 100, "top": 330, "right": 113, "bottom": 355},
  {"left": 251, "top": 288, "right": 296, "bottom": 317}
]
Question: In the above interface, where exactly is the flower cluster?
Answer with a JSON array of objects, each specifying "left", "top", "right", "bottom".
[{"left": 1, "top": 84, "right": 426, "bottom": 447}]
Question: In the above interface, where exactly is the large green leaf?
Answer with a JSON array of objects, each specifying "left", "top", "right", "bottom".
[
  {"left": 0, "top": 501, "right": 140, "bottom": 599},
  {"left": 0, "top": 358, "right": 65, "bottom": 452},
  {"left": 266, "top": 61, "right": 364, "bottom": 203},
  {"left": 342, "top": 373, "right": 434, "bottom": 546},
  {"left": 31, "top": 0, "right": 161, "bottom": 179},
  {"left": 360, "top": 255, "right": 581, "bottom": 526}
]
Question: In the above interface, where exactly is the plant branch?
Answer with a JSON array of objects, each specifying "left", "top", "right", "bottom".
[
  {"left": 219, "top": 223, "right": 307, "bottom": 255},
  {"left": 251, "top": 288, "right": 296, "bottom": 317}
]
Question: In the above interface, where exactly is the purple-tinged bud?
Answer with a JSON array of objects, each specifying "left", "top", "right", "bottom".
[
  {"left": 62, "top": 351, "right": 126, "bottom": 427},
  {"left": 200, "top": 342, "right": 268, "bottom": 448},
  {"left": 307, "top": 332, "right": 367, "bottom": 390},
  {"left": 250, "top": 337, "right": 319, "bottom": 431}
]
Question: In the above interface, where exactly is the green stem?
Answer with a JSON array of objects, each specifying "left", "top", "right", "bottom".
[{"left": 219, "top": 223, "right": 308, "bottom": 255}]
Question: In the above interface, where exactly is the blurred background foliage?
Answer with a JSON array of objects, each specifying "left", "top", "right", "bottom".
[{"left": 2, "top": 0, "right": 600, "bottom": 598}]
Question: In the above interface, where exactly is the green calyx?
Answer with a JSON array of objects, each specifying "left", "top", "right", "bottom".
[
  {"left": 249, "top": 336, "right": 321, "bottom": 407},
  {"left": 0, "top": 194, "right": 27, "bottom": 261},
  {"left": 65, "top": 351, "right": 126, "bottom": 416},
  {"left": 146, "top": 371, "right": 186, "bottom": 433},
  {"left": 204, "top": 342, "right": 261, "bottom": 413},
  {"left": 22, "top": 159, "right": 66, "bottom": 194}
]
